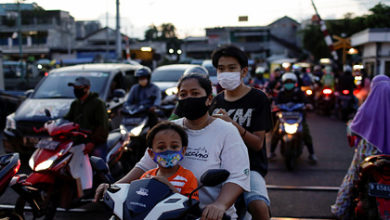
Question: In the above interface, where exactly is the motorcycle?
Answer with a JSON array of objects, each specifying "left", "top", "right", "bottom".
[
  {"left": 301, "top": 85, "right": 315, "bottom": 107},
  {"left": 11, "top": 115, "right": 115, "bottom": 220},
  {"left": 275, "top": 103, "right": 305, "bottom": 171},
  {"left": 103, "top": 169, "right": 231, "bottom": 220},
  {"left": 120, "top": 103, "right": 175, "bottom": 169},
  {"left": 0, "top": 153, "right": 23, "bottom": 219},
  {"left": 335, "top": 90, "right": 357, "bottom": 121},
  {"left": 316, "top": 87, "right": 335, "bottom": 116},
  {"left": 349, "top": 155, "right": 390, "bottom": 219}
]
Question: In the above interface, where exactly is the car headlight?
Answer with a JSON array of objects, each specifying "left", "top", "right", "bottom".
[
  {"left": 165, "top": 87, "right": 178, "bottom": 96},
  {"left": 5, "top": 113, "right": 16, "bottom": 130},
  {"left": 284, "top": 123, "right": 298, "bottom": 134}
]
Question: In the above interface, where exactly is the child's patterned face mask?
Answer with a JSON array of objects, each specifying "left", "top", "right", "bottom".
[{"left": 153, "top": 150, "right": 184, "bottom": 168}]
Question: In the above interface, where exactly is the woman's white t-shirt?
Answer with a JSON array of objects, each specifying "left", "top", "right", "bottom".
[{"left": 135, "top": 118, "right": 250, "bottom": 218}]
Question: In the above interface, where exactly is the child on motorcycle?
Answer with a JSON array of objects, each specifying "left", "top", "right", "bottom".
[
  {"left": 331, "top": 75, "right": 390, "bottom": 219},
  {"left": 269, "top": 72, "right": 317, "bottom": 163},
  {"left": 141, "top": 121, "right": 199, "bottom": 200}
]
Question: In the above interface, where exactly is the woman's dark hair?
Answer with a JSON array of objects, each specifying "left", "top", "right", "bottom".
[
  {"left": 146, "top": 121, "right": 188, "bottom": 148},
  {"left": 177, "top": 73, "right": 212, "bottom": 96},
  {"left": 211, "top": 44, "right": 248, "bottom": 69}
]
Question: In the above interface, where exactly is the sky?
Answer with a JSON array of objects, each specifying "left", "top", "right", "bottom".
[{"left": 1, "top": 0, "right": 389, "bottom": 39}]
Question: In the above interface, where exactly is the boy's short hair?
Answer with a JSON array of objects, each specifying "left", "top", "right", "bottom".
[
  {"left": 146, "top": 121, "right": 188, "bottom": 148},
  {"left": 211, "top": 44, "right": 248, "bottom": 69}
]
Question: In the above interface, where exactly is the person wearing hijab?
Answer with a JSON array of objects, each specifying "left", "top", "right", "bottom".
[{"left": 331, "top": 75, "right": 390, "bottom": 218}]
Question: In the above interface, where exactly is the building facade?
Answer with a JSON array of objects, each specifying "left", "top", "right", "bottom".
[
  {"left": 351, "top": 28, "right": 390, "bottom": 77},
  {"left": 0, "top": 3, "right": 76, "bottom": 60}
]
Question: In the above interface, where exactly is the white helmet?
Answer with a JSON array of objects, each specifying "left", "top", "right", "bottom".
[
  {"left": 255, "top": 66, "right": 266, "bottom": 74},
  {"left": 281, "top": 72, "right": 297, "bottom": 83}
]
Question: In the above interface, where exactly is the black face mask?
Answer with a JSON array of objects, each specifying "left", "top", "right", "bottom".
[
  {"left": 73, "top": 88, "right": 86, "bottom": 99},
  {"left": 176, "top": 96, "right": 209, "bottom": 120}
]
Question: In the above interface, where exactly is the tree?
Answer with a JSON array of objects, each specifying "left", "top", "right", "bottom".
[
  {"left": 160, "top": 23, "right": 176, "bottom": 39},
  {"left": 301, "top": 3, "right": 390, "bottom": 63},
  {"left": 144, "top": 24, "right": 158, "bottom": 41}
]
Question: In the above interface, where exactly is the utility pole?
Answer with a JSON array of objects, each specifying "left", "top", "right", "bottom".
[
  {"left": 115, "top": 0, "right": 122, "bottom": 61},
  {"left": 17, "top": 0, "right": 23, "bottom": 60}
]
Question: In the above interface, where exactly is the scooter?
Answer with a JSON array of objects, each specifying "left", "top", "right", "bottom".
[
  {"left": 120, "top": 103, "right": 174, "bottom": 170},
  {"left": 275, "top": 103, "right": 305, "bottom": 171},
  {"left": 0, "top": 153, "right": 23, "bottom": 219},
  {"left": 349, "top": 155, "right": 390, "bottom": 219},
  {"left": 11, "top": 116, "right": 114, "bottom": 220},
  {"left": 335, "top": 90, "right": 357, "bottom": 121},
  {"left": 316, "top": 87, "right": 335, "bottom": 116},
  {"left": 103, "top": 169, "right": 231, "bottom": 220},
  {"left": 301, "top": 85, "right": 315, "bottom": 107}
]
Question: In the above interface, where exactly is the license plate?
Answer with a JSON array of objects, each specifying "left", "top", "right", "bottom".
[
  {"left": 122, "top": 117, "right": 144, "bottom": 125},
  {"left": 35, "top": 139, "right": 60, "bottom": 151},
  {"left": 368, "top": 183, "right": 390, "bottom": 199}
]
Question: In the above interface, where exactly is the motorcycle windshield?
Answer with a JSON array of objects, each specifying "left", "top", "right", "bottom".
[{"left": 124, "top": 178, "right": 172, "bottom": 219}]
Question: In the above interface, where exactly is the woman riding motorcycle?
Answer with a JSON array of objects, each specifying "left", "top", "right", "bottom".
[{"left": 331, "top": 75, "right": 390, "bottom": 219}]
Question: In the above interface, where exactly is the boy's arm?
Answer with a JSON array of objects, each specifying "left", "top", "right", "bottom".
[{"left": 152, "top": 176, "right": 179, "bottom": 193}]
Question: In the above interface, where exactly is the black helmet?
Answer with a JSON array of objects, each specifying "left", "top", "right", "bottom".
[{"left": 135, "top": 67, "right": 151, "bottom": 78}]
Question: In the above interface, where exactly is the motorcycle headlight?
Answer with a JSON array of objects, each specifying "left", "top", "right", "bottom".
[
  {"left": 130, "top": 120, "right": 146, "bottom": 136},
  {"left": 165, "top": 87, "right": 178, "bottom": 96},
  {"left": 284, "top": 123, "right": 299, "bottom": 134},
  {"left": 306, "top": 89, "right": 313, "bottom": 96},
  {"left": 5, "top": 113, "right": 16, "bottom": 130},
  {"left": 34, "top": 156, "right": 56, "bottom": 171}
]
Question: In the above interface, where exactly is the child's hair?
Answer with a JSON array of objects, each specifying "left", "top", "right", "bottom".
[
  {"left": 211, "top": 44, "right": 248, "bottom": 69},
  {"left": 177, "top": 73, "right": 212, "bottom": 96},
  {"left": 146, "top": 121, "right": 188, "bottom": 148}
]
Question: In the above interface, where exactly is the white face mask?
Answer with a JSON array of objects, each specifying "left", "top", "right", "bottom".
[{"left": 217, "top": 72, "right": 241, "bottom": 91}]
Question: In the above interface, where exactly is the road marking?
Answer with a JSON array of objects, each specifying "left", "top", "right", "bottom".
[{"left": 267, "top": 185, "right": 340, "bottom": 191}]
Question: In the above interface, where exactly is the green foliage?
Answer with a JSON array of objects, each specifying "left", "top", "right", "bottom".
[
  {"left": 301, "top": 3, "right": 390, "bottom": 62},
  {"left": 143, "top": 23, "right": 177, "bottom": 41}
]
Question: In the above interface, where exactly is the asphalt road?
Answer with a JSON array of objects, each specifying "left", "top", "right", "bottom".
[{"left": 0, "top": 112, "right": 354, "bottom": 220}]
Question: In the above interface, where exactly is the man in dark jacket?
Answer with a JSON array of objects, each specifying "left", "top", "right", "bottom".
[{"left": 65, "top": 76, "right": 109, "bottom": 160}]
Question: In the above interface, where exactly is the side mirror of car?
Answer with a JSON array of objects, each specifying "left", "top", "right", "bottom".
[
  {"left": 24, "top": 89, "right": 34, "bottom": 98},
  {"left": 113, "top": 89, "right": 126, "bottom": 98}
]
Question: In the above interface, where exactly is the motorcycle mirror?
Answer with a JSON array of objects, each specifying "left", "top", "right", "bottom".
[
  {"left": 200, "top": 169, "right": 230, "bottom": 187},
  {"left": 188, "top": 169, "right": 230, "bottom": 205},
  {"left": 44, "top": 109, "right": 51, "bottom": 118}
]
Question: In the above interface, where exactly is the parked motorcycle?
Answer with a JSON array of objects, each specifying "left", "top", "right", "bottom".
[
  {"left": 335, "top": 90, "right": 357, "bottom": 121},
  {"left": 0, "top": 153, "right": 23, "bottom": 219},
  {"left": 316, "top": 88, "right": 335, "bottom": 116},
  {"left": 11, "top": 116, "right": 115, "bottom": 220},
  {"left": 349, "top": 155, "right": 390, "bottom": 219},
  {"left": 275, "top": 103, "right": 305, "bottom": 171},
  {"left": 103, "top": 169, "right": 231, "bottom": 220}
]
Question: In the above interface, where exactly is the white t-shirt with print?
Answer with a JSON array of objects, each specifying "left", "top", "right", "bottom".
[{"left": 135, "top": 118, "right": 250, "bottom": 218}]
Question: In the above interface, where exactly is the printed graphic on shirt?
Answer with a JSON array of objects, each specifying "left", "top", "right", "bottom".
[
  {"left": 212, "top": 108, "right": 254, "bottom": 127},
  {"left": 185, "top": 147, "right": 209, "bottom": 161}
]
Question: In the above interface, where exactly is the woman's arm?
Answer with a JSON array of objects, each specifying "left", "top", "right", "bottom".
[
  {"left": 201, "top": 183, "right": 243, "bottom": 220},
  {"left": 214, "top": 109, "right": 265, "bottom": 151}
]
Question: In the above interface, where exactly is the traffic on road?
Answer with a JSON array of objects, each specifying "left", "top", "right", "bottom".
[{"left": 0, "top": 2, "right": 389, "bottom": 219}]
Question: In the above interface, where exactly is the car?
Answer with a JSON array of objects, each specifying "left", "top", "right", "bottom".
[
  {"left": 3, "top": 63, "right": 143, "bottom": 154},
  {"left": 150, "top": 64, "right": 209, "bottom": 98}
]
